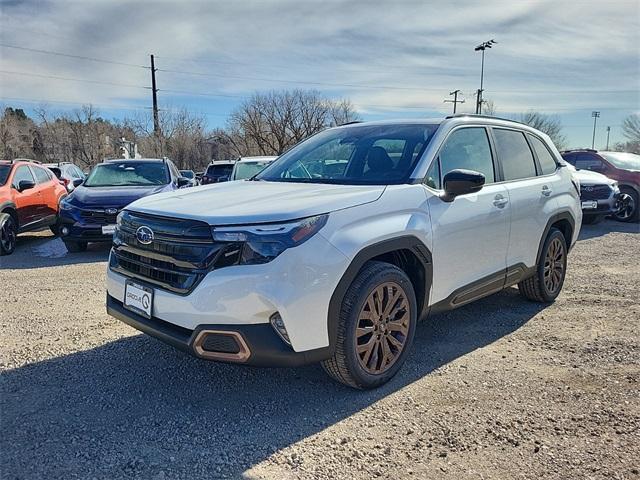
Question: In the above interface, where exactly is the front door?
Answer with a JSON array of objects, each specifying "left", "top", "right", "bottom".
[{"left": 426, "top": 126, "right": 510, "bottom": 305}]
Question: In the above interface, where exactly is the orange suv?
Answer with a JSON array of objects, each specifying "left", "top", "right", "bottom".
[{"left": 0, "top": 159, "right": 68, "bottom": 255}]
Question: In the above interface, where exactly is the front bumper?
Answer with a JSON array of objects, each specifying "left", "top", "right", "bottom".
[
  {"left": 58, "top": 207, "right": 119, "bottom": 242},
  {"left": 106, "top": 232, "right": 350, "bottom": 354},
  {"left": 106, "top": 294, "right": 331, "bottom": 367},
  {"left": 580, "top": 192, "right": 620, "bottom": 216}
]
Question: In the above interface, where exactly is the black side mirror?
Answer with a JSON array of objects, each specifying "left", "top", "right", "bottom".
[
  {"left": 72, "top": 178, "right": 84, "bottom": 188},
  {"left": 441, "top": 169, "right": 485, "bottom": 202},
  {"left": 177, "top": 177, "right": 190, "bottom": 187},
  {"left": 17, "top": 179, "right": 36, "bottom": 192}
]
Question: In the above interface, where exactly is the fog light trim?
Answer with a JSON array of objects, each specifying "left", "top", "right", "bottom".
[{"left": 270, "top": 312, "right": 291, "bottom": 346}]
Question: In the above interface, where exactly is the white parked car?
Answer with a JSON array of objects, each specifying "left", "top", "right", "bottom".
[
  {"left": 106, "top": 115, "right": 581, "bottom": 389},
  {"left": 230, "top": 156, "right": 277, "bottom": 181}
]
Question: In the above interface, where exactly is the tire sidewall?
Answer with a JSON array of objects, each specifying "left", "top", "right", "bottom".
[
  {"left": 614, "top": 188, "right": 639, "bottom": 223},
  {"left": 537, "top": 229, "right": 567, "bottom": 302},
  {"left": 0, "top": 213, "right": 17, "bottom": 255},
  {"left": 342, "top": 264, "right": 417, "bottom": 388}
]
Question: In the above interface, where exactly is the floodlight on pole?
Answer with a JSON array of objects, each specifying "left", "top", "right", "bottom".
[{"left": 474, "top": 39, "right": 497, "bottom": 114}]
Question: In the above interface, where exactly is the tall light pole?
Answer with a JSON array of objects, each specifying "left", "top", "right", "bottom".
[
  {"left": 474, "top": 39, "right": 497, "bottom": 114},
  {"left": 591, "top": 111, "right": 600, "bottom": 149},
  {"left": 605, "top": 126, "right": 611, "bottom": 150}
]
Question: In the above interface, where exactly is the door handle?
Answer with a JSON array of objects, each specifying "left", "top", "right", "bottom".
[
  {"left": 541, "top": 185, "right": 552, "bottom": 196},
  {"left": 493, "top": 194, "right": 509, "bottom": 208}
]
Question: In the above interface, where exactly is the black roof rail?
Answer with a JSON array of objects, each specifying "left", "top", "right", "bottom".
[
  {"left": 12, "top": 157, "right": 41, "bottom": 164},
  {"left": 560, "top": 148, "right": 597, "bottom": 153},
  {"left": 339, "top": 121, "right": 363, "bottom": 126}
]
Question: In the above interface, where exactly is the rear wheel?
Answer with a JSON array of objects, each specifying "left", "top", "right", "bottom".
[
  {"left": 612, "top": 189, "right": 638, "bottom": 222},
  {"left": 322, "top": 261, "right": 417, "bottom": 389},
  {"left": 0, "top": 213, "right": 17, "bottom": 256},
  {"left": 518, "top": 228, "right": 567, "bottom": 303},
  {"left": 63, "top": 240, "right": 87, "bottom": 253}
]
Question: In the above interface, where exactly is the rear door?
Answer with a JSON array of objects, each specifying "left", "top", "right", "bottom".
[
  {"left": 492, "top": 128, "right": 560, "bottom": 269},
  {"left": 426, "top": 126, "right": 510, "bottom": 305},
  {"left": 31, "top": 165, "right": 58, "bottom": 219}
]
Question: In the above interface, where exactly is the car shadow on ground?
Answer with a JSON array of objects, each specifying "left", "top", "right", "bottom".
[
  {"left": 578, "top": 218, "right": 639, "bottom": 241},
  {"left": 1, "top": 287, "right": 546, "bottom": 479},
  {"left": 0, "top": 233, "right": 111, "bottom": 269}
]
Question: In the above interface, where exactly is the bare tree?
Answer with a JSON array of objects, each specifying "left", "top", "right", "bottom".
[
  {"left": 622, "top": 114, "right": 640, "bottom": 143},
  {"left": 519, "top": 111, "right": 567, "bottom": 149},
  {"left": 482, "top": 100, "right": 497, "bottom": 116},
  {"left": 226, "top": 90, "right": 360, "bottom": 156}
]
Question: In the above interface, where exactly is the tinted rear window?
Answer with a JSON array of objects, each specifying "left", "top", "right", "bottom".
[
  {"left": 33, "top": 166, "right": 52, "bottom": 184},
  {"left": 493, "top": 129, "right": 537, "bottom": 181},
  {"left": 206, "top": 164, "right": 233, "bottom": 176},
  {"left": 528, "top": 135, "right": 558, "bottom": 175}
]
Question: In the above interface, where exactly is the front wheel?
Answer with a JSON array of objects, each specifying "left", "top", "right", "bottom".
[
  {"left": 322, "top": 261, "right": 417, "bottom": 389},
  {"left": 0, "top": 213, "right": 17, "bottom": 256},
  {"left": 518, "top": 228, "right": 567, "bottom": 303},
  {"left": 612, "top": 189, "right": 638, "bottom": 223}
]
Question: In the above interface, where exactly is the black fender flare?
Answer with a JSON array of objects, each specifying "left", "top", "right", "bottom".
[
  {"left": 327, "top": 235, "right": 433, "bottom": 353},
  {"left": 0, "top": 200, "right": 18, "bottom": 224},
  {"left": 535, "top": 211, "right": 576, "bottom": 265}
]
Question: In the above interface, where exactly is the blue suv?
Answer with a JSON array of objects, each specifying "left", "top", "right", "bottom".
[{"left": 58, "top": 158, "right": 189, "bottom": 252}]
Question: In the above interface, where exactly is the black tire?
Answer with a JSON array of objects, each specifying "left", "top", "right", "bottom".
[
  {"left": 582, "top": 214, "right": 603, "bottom": 225},
  {"left": 612, "top": 188, "right": 639, "bottom": 223},
  {"left": 63, "top": 240, "right": 87, "bottom": 253},
  {"left": 0, "top": 213, "right": 17, "bottom": 256},
  {"left": 321, "top": 261, "right": 417, "bottom": 389},
  {"left": 518, "top": 228, "right": 567, "bottom": 303}
]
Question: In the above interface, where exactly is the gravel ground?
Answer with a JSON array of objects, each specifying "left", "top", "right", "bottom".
[{"left": 1, "top": 219, "right": 639, "bottom": 480}]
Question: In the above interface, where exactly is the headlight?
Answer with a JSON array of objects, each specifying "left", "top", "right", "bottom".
[
  {"left": 59, "top": 199, "right": 76, "bottom": 211},
  {"left": 212, "top": 214, "right": 328, "bottom": 265}
]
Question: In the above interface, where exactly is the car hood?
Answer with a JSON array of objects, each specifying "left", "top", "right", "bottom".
[
  {"left": 127, "top": 181, "right": 386, "bottom": 225},
  {"left": 68, "top": 184, "right": 171, "bottom": 208},
  {"left": 571, "top": 169, "right": 615, "bottom": 186}
]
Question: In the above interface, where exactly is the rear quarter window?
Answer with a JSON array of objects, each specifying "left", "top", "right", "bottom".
[{"left": 528, "top": 135, "right": 558, "bottom": 175}]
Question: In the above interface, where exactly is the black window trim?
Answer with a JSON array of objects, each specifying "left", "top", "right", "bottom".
[{"left": 421, "top": 124, "right": 499, "bottom": 191}]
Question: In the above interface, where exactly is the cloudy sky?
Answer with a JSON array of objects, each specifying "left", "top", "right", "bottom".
[{"left": 1, "top": 0, "right": 638, "bottom": 147}]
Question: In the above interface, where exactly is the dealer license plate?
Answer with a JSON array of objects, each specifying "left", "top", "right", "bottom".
[
  {"left": 581, "top": 201, "right": 598, "bottom": 209},
  {"left": 102, "top": 224, "right": 117, "bottom": 235},
  {"left": 124, "top": 280, "right": 154, "bottom": 318}
]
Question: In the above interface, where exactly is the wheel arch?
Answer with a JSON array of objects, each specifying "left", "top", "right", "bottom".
[
  {"left": 0, "top": 201, "right": 19, "bottom": 228},
  {"left": 327, "top": 235, "right": 433, "bottom": 353},
  {"left": 536, "top": 211, "right": 575, "bottom": 265}
]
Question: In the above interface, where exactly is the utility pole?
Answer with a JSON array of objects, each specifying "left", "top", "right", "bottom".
[
  {"left": 474, "top": 39, "right": 497, "bottom": 114},
  {"left": 605, "top": 126, "right": 611, "bottom": 150},
  {"left": 444, "top": 90, "right": 465, "bottom": 114},
  {"left": 150, "top": 54, "right": 160, "bottom": 136},
  {"left": 591, "top": 111, "right": 600, "bottom": 149}
]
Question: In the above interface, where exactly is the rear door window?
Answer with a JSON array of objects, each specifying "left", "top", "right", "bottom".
[
  {"left": 33, "top": 166, "right": 52, "bottom": 184},
  {"left": 493, "top": 129, "right": 537, "bottom": 181},
  {"left": 528, "top": 135, "right": 558, "bottom": 175},
  {"left": 575, "top": 154, "right": 603, "bottom": 170}
]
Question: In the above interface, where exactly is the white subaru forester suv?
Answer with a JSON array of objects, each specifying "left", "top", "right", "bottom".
[{"left": 106, "top": 115, "right": 581, "bottom": 389}]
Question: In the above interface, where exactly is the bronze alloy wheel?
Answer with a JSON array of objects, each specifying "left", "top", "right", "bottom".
[
  {"left": 543, "top": 237, "right": 565, "bottom": 294},
  {"left": 355, "top": 282, "right": 410, "bottom": 375}
]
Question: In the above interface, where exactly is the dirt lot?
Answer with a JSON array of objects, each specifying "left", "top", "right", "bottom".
[{"left": 1, "top": 220, "right": 638, "bottom": 479}]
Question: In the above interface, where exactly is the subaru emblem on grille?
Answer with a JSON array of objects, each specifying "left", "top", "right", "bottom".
[
  {"left": 105, "top": 208, "right": 118, "bottom": 215},
  {"left": 136, "top": 226, "right": 154, "bottom": 245}
]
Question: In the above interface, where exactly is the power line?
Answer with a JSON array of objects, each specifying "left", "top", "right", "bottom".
[
  {"left": 443, "top": 90, "right": 465, "bottom": 113},
  {"left": 0, "top": 70, "right": 150, "bottom": 90},
  {"left": 156, "top": 68, "right": 438, "bottom": 92},
  {"left": 0, "top": 43, "right": 149, "bottom": 69}
]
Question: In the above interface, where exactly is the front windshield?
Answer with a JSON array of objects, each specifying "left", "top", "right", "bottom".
[
  {"left": 256, "top": 123, "right": 439, "bottom": 185},
  {"left": 234, "top": 161, "right": 272, "bottom": 180},
  {"left": 0, "top": 165, "right": 11, "bottom": 186},
  {"left": 601, "top": 152, "right": 640, "bottom": 170},
  {"left": 84, "top": 162, "right": 169, "bottom": 187}
]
